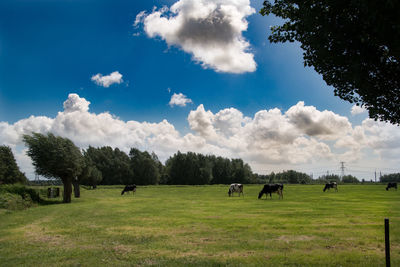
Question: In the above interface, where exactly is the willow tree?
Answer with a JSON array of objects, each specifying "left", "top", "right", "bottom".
[{"left": 23, "top": 133, "right": 84, "bottom": 203}]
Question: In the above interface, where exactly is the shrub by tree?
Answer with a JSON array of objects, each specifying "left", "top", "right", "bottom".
[
  {"left": 23, "top": 133, "right": 84, "bottom": 203},
  {"left": 261, "top": 1, "right": 400, "bottom": 124},
  {"left": 0, "top": 146, "right": 27, "bottom": 184}
]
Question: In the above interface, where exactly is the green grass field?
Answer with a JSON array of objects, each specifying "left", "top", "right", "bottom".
[{"left": 0, "top": 184, "right": 399, "bottom": 266}]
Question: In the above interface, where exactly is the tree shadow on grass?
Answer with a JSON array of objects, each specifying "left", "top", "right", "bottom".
[{"left": 38, "top": 198, "right": 64, "bottom": 205}]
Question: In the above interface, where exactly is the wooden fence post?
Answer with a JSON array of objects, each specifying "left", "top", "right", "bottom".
[{"left": 385, "top": 218, "right": 390, "bottom": 267}]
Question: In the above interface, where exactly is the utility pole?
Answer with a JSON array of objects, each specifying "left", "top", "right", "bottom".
[
  {"left": 340, "top": 162, "right": 345, "bottom": 179},
  {"left": 375, "top": 169, "right": 377, "bottom": 183}
]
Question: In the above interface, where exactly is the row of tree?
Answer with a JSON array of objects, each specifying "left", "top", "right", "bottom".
[
  {"left": 254, "top": 170, "right": 314, "bottom": 184},
  {"left": 1, "top": 132, "right": 389, "bottom": 204},
  {"left": 81, "top": 149, "right": 254, "bottom": 186},
  {"left": 380, "top": 173, "right": 400, "bottom": 183},
  {"left": 164, "top": 152, "right": 253, "bottom": 185},
  {"left": 19, "top": 133, "right": 256, "bottom": 202}
]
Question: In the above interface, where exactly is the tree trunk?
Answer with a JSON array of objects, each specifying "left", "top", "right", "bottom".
[
  {"left": 63, "top": 179, "right": 72, "bottom": 203},
  {"left": 73, "top": 181, "right": 80, "bottom": 198}
]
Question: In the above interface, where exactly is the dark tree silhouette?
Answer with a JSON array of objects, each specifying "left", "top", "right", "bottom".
[
  {"left": 0, "top": 145, "right": 27, "bottom": 184},
  {"left": 261, "top": 0, "right": 400, "bottom": 124}
]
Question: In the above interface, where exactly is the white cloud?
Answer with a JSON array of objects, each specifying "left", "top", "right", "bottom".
[
  {"left": 351, "top": 105, "right": 367, "bottom": 115},
  {"left": 361, "top": 119, "right": 400, "bottom": 159},
  {"left": 134, "top": 11, "right": 147, "bottom": 27},
  {"left": 91, "top": 71, "right": 123, "bottom": 87},
  {"left": 286, "top": 101, "right": 352, "bottom": 140},
  {"left": 63, "top": 93, "right": 90, "bottom": 113},
  {"left": 2, "top": 94, "right": 400, "bottom": 180},
  {"left": 169, "top": 92, "right": 193, "bottom": 107},
  {"left": 136, "top": 0, "right": 256, "bottom": 73}
]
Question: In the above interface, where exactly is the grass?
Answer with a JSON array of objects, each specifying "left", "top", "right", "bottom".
[{"left": 0, "top": 184, "right": 399, "bottom": 266}]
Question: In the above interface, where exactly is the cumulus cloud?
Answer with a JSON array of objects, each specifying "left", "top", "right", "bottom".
[
  {"left": 361, "top": 119, "right": 400, "bottom": 159},
  {"left": 351, "top": 105, "right": 367, "bottom": 115},
  {"left": 91, "top": 71, "right": 123, "bottom": 87},
  {"left": 2, "top": 94, "right": 400, "bottom": 179},
  {"left": 286, "top": 101, "right": 352, "bottom": 139},
  {"left": 63, "top": 93, "right": 90, "bottom": 113},
  {"left": 136, "top": 0, "right": 256, "bottom": 73},
  {"left": 169, "top": 93, "right": 193, "bottom": 107}
]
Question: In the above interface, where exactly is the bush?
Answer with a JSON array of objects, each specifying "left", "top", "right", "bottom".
[
  {"left": 0, "top": 192, "right": 34, "bottom": 210},
  {"left": 0, "top": 184, "right": 41, "bottom": 210}
]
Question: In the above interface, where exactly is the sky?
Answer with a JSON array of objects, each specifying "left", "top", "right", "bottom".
[{"left": 1, "top": 0, "right": 399, "bottom": 181}]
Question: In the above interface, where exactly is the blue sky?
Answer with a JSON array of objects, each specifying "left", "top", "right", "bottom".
[{"left": 1, "top": 0, "right": 399, "bottom": 180}]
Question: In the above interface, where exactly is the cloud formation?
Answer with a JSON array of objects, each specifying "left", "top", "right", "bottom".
[
  {"left": 136, "top": 0, "right": 256, "bottom": 73},
  {"left": 1, "top": 94, "right": 399, "bottom": 179},
  {"left": 91, "top": 71, "right": 123, "bottom": 87},
  {"left": 286, "top": 102, "right": 352, "bottom": 139},
  {"left": 351, "top": 105, "right": 367, "bottom": 115},
  {"left": 169, "top": 93, "right": 193, "bottom": 107}
]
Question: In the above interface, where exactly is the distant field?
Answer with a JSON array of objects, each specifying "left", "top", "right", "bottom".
[{"left": 0, "top": 184, "right": 399, "bottom": 266}]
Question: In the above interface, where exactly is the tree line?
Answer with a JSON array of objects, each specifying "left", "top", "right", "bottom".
[
  {"left": 380, "top": 173, "right": 400, "bottom": 183},
  {"left": 0, "top": 133, "right": 383, "bottom": 204},
  {"left": 17, "top": 133, "right": 258, "bottom": 202}
]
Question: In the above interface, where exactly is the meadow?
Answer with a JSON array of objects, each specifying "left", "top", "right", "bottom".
[{"left": 0, "top": 184, "right": 399, "bottom": 266}]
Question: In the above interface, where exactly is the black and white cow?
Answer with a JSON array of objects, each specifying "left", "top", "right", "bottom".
[
  {"left": 258, "top": 184, "right": 284, "bottom": 199},
  {"left": 386, "top": 182, "right": 397, "bottom": 191},
  {"left": 121, "top": 184, "right": 137, "bottom": 195},
  {"left": 323, "top": 182, "right": 338, "bottom": 192},
  {"left": 228, "top": 183, "right": 244, "bottom": 197}
]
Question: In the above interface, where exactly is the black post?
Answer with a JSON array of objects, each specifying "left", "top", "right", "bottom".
[{"left": 385, "top": 218, "right": 390, "bottom": 267}]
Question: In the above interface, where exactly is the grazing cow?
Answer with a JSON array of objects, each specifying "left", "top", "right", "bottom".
[
  {"left": 258, "top": 184, "right": 284, "bottom": 199},
  {"left": 228, "top": 183, "right": 244, "bottom": 197},
  {"left": 386, "top": 182, "right": 397, "bottom": 191},
  {"left": 323, "top": 182, "right": 338, "bottom": 192},
  {"left": 121, "top": 185, "right": 137, "bottom": 195}
]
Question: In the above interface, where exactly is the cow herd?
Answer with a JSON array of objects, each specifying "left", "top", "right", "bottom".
[{"left": 121, "top": 182, "right": 397, "bottom": 198}]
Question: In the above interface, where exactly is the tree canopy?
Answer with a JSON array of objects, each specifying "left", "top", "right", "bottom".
[
  {"left": 261, "top": 0, "right": 400, "bottom": 124},
  {"left": 255, "top": 170, "right": 313, "bottom": 184},
  {"left": 0, "top": 146, "right": 27, "bottom": 184},
  {"left": 342, "top": 175, "right": 359, "bottom": 183},
  {"left": 164, "top": 152, "right": 254, "bottom": 185},
  {"left": 380, "top": 173, "right": 400, "bottom": 183},
  {"left": 78, "top": 153, "right": 102, "bottom": 189},
  {"left": 23, "top": 133, "right": 84, "bottom": 203},
  {"left": 84, "top": 146, "right": 134, "bottom": 185},
  {"left": 129, "top": 148, "right": 161, "bottom": 185}
]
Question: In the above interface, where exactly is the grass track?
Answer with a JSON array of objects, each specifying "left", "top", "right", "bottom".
[{"left": 0, "top": 184, "right": 399, "bottom": 266}]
